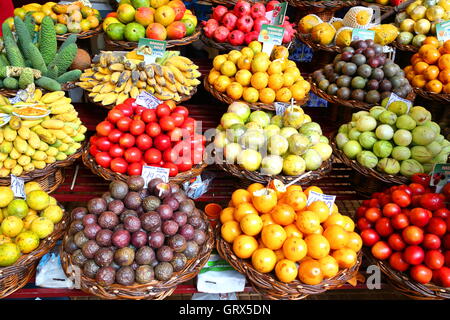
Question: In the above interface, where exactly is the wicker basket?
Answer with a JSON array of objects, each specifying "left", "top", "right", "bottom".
[
  {"left": 309, "top": 75, "right": 416, "bottom": 111},
  {"left": 364, "top": 250, "right": 450, "bottom": 300},
  {"left": 208, "top": 0, "right": 262, "bottom": 5},
  {"left": 216, "top": 225, "right": 362, "bottom": 300},
  {"left": 331, "top": 132, "right": 409, "bottom": 185},
  {"left": 391, "top": 40, "right": 418, "bottom": 53},
  {"left": 0, "top": 82, "right": 77, "bottom": 98},
  {"left": 56, "top": 25, "right": 103, "bottom": 41},
  {"left": 60, "top": 211, "right": 214, "bottom": 300},
  {"left": 287, "top": 0, "right": 359, "bottom": 10},
  {"left": 82, "top": 146, "right": 208, "bottom": 185},
  {"left": 413, "top": 87, "right": 450, "bottom": 104},
  {"left": 200, "top": 33, "right": 293, "bottom": 52},
  {"left": 297, "top": 33, "right": 343, "bottom": 53},
  {"left": 204, "top": 77, "right": 309, "bottom": 111},
  {"left": 0, "top": 205, "right": 69, "bottom": 299}
]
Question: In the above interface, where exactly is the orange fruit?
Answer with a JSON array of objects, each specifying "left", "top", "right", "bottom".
[
  {"left": 228, "top": 200, "right": 234, "bottom": 207},
  {"left": 310, "top": 225, "right": 324, "bottom": 235},
  {"left": 439, "top": 69, "right": 450, "bottom": 84},
  {"left": 231, "top": 189, "right": 251, "bottom": 206},
  {"left": 406, "top": 70, "right": 416, "bottom": 81},
  {"left": 404, "top": 65, "right": 413, "bottom": 73},
  {"left": 240, "top": 213, "right": 263, "bottom": 236},
  {"left": 234, "top": 203, "right": 258, "bottom": 222},
  {"left": 282, "top": 236, "right": 307, "bottom": 261},
  {"left": 443, "top": 40, "right": 450, "bottom": 54},
  {"left": 426, "top": 79, "right": 443, "bottom": 93},
  {"left": 286, "top": 185, "right": 302, "bottom": 193},
  {"left": 413, "top": 61, "right": 429, "bottom": 74},
  {"left": 261, "top": 224, "right": 287, "bottom": 250},
  {"left": 283, "top": 190, "right": 307, "bottom": 211},
  {"left": 331, "top": 203, "right": 339, "bottom": 215},
  {"left": 341, "top": 215, "right": 355, "bottom": 232},
  {"left": 296, "top": 210, "right": 321, "bottom": 234},
  {"left": 318, "top": 255, "right": 339, "bottom": 278},
  {"left": 438, "top": 54, "right": 450, "bottom": 70},
  {"left": 247, "top": 183, "right": 264, "bottom": 195},
  {"left": 423, "top": 36, "right": 439, "bottom": 48},
  {"left": 261, "top": 213, "right": 275, "bottom": 227},
  {"left": 424, "top": 65, "right": 440, "bottom": 80},
  {"left": 284, "top": 224, "right": 303, "bottom": 238},
  {"left": 259, "top": 88, "right": 276, "bottom": 104},
  {"left": 419, "top": 44, "right": 437, "bottom": 56},
  {"left": 270, "top": 204, "right": 296, "bottom": 226},
  {"left": 346, "top": 232, "right": 363, "bottom": 252},
  {"left": 221, "top": 221, "right": 242, "bottom": 243},
  {"left": 440, "top": 46, "right": 447, "bottom": 55},
  {"left": 304, "top": 186, "right": 323, "bottom": 198},
  {"left": 268, "top": 73, "right": 284, "bottom": 91},
  {"left": 298, "top": 259, "right": 323, "bottom": 285},
  {"left": 220, "top": 207, "right": 235, "bottom": 224},
  {"left": 411, "top": 74, "right": 427, "bottom": 88},
  {"left": 274, "top": 248, "right": 285, "bottom": 261},
  {"left": 422, "top": 48, "right": 441, "bottom": 64},
  {"left": 323, "top": 225, "right": 349, "bottom": 250},
  {"left": 251, "top": 188, "right": 277, "bottom": 214},
  {"left": 411, "top": 53, "right": 422, "bottom": 65},
  {"left": 267, "top": 179, "right": 286, "bottom": 199},
  {"left": 323, "top": 213, "right": 346, "bottom": 229},
  {"left": 305, "top": 234, "right": 330, "bottom": 259},
  {"left": 252, "top": 248, "right": 277, "bottom": 273},
  {"left": 444, "top": 83, "right": 450, "bottom": 93},
  {"left": 251, "top": 72, "right": 269, "bottom": 90},
  {"left": 233, "top": 235, "right": 258, "bottom": 259},
  {"left": 332, "top": 248, "right": 358, "bottom": 268},
  {"left": 275, "top": 259, "right": 298, "bottom": 283},
  {"left": 307, "top": 201, "right": 330, "bottom": 223}
]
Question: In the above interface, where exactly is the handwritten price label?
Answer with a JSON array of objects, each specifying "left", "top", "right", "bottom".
[
  {"left": 306, "top": 190, "right": 336, "bottom": 209},
  {"left": 10, "top": 175, "right": 26, "bottom": 198},
  {"left": 141, "top": 165, "right": 170, "bottom": 188},
  {"left": 385, "top": 92, "right": 412, "bottom": 113},
  {"left": 135, "top": 91, "right": 162, "bottom": 109},
  {"left": 274, "top": 102, "right": 289, "bottom": 115}
]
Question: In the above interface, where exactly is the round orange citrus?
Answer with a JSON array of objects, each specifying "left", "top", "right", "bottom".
[
  {"left": 270, "top": 204, "right": 296, "bottom": 226},
  {"left": 240, "top": 213, "right": 263, "bottom": 236},
  {"left": 284, "top": 224, "right": 303, "bottom": 238},
  {"left": 261, "top": 224, "right": 287, "bottom": 250},
  {"left": 220, "top": 207, "right": 235, "bottom": 224},
  {"left": 332, "top": 248, "right": 358, "bottom": 268},
  {"left": 275, "top": 259, "right": 298, "bottom": 283},
  {"left": 318, "top": 255, "right": 339, "bottom": 278},
  {"left": 231, "top": 189, "right": 252, "bottom": 206},
  {"left": 295, "top": 210, "right": 321, "bottom": 234},
  {"left": 251, "top": 248, "right": 277, "bottom": 273},
  {"left": 307, "top": 201, "right": 330, "bottom": 223},
  {"left": 221, "top": 221, "right": 242, "bottom": 243},
  {"left": 284, "top": 190, "right": 307, "bottom": 211},
  {"left": 298, "top": 259, "right": 323, "bottom": 285},
  {"left": 346, "top": 232, "right": 363, "bottom": 252},
  {"left": 234, "top": 203, "right": 258, "bottom": 222},
  {"left": 305, "top": 234, "right": 330, "bottom": 259},
  {"left": 323, "top": 225, "right": 349, "bottom": 250},
  {"left": 282, "top": 236, "right": 307, "bottom": 261},
  {"left": 233, "top": 235, "right": 258, "bottom": 259}
]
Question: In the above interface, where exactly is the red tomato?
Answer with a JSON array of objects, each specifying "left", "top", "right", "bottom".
[
  {"left": 177, "top": 157, "right": 193, "bottom": 172},
  {"left": 403, "top": 245, "right": 425, "bottom": 265},
  {"left": 378, "top": 194, "right": 392, "bottom": 207},
  {"left": 391, "top": 213, "right": 409, "bottom": 230},
  {"left": 124, "top": 147, "right": 142, "bottom": 163},
  {"left": 154, "top": 134, "right": 171, "bottom": 151},
  {"left": 388, "top": 233, "right": 406, "bottom": 251},
  {"left": 107, "top": 109, "right": 124, "bottom": 124},
  {"left": 136, "top": 134, "right": 152, "bottom": 151},
  {"left": 368, "top": 198, "right": 380, "bottom": 208},
  {"left": 426, "top": 217, "right": 447, "bottom": 237},
  {"left": 411, "top": 195, "right": 423, "bottom": 207},
  {"left": 173, "top": 140, "right": 191, "bottom": 158},
  {"left": 115, "top": 104, "right": 133, "bottom": 117},
  {"left": 181, "top": 120, "right": 195, "bottom": 135},
  {"left": 365, "top": 207, "right": 382, "bottom": 223},
  {"left": 173, "top": 106, "right": 189, "bottom": 117},
  {"left": 144, "top": 148, "right": 162, "bottom": 164},
  {"left": 375, "top": 217, "right": 394, "bottom": 237},
  {"left": 444, "top": 234, "right": 450, "bottom": 250},
  {"left": 192, "top": 145, "right": 204, "bottom": 164},
  {"left": 425, "top": 250, "right": 445, "bottom": 270},
  {"left": 422, "top": 233, "right": 441, "bottom": 250},
  {"left": 127, "top": 162, "right": 142, "bottom": 176},
  {"left": 145, "top": 122, "right": 161, "bottom": 137},
  {"left": 134, "top": 106, "right": 146, "bottom": 116},
  {"left": 391, "top": 190, "right": 411, "bottom": 207},
  {"left": 399, "top": 185, "right": 413, "bottom": 197},
  {"left": 163, "top": 162, "right": 179, "bottom": 177},
  {"left": 108, "top": 129, "right": 123, "bottom": 143},
  {"left": 123, "top": 98, "right": 137, "bottom": 108},
  {"left": 159, "top": 116, "right": 176, "bottom": 132},
  {"left": 116, "top": 117, "right": 132, "bottom": 132},
  {"left": 96, "top": 137, "right": 111, "bottom": 152},
  {"left": 168, "top": 128, "right": 184, "bottom": 142},
  {"left": 109, "top": 144, "right": 124, "bottom": 158},
  {"left": 357, "top": 217, "right": 373, "bottom": 231},
  {"left": 163, "top": 148, "right": 179, "bottom": 163},
  {"left": 89, "top": 144, "right": 100, "bottom": 157},
  {"left": 371, "top": 241, "right": 392, "bottom": 260},
  {"left": 445, "top": 251, "right": 450, "bottom": 267},
  {"left": 442, "top": 183, "right": 450, "bottom": 202},
  {"left": 382, "top": 203, "right": 401, "bottom": 218},
  {"left": 356, "top": 206, "right": 368, "bottom": 218},
  {"left": 420, "top": 193, "right": 445, "bottom": 211},
  {"left": 171, "top": 112, "right": 185, "bottom": 127},
  {"left": 389, "top": 252, "right": 409, "bottom": 272},
  {"left": 361, "top": 229, "right": 380, "bottom": 246},
  {"left": 119, "top": 133, "right": 135, "bottom": 148},
  {"left": 436, "top": 267, "right": 450, "bottom": 287},
  {"left": 90, "top": 135, "right": 99, "bottom": 145},
  {"left": 96, "top": 121, "right": 114, "bottom": 137},
  {"left": 362, "top": 199, "right": 371, "bottom": 207},
  {"left": 411, "top": 173, "right": 431, "bottom": 187},
  {"left": 409, "top": 183, "right": 426, "bottom": 195},
  {"left": 410, "top": 265, "right": 432, "bottom": 284},
  {"left": 402, "top": 226, "right": 424, "bottom": 245},
  {"left": 141, "top": 109, "right": 157, "bottom": 123},
  {"left": 95, "top": 152, "right": 112, "bottom": 168},
  {"left": 110, "top": 157, "right": 128, "bottom": 173},
  {"left": 129, "top": 119, "right": 145, "bottom": 136},
  {"left": 434, "top": 208, "right": 450, "bottom": 219},
  {"left": 409, "top": 208, "right": 431, "bottom": 227},
  {"left": 156, "top": 103, "right": 171, "bottom": 118}
]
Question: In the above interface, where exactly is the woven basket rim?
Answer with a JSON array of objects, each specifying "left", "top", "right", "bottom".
[
  {"left": 391, "top": 40, "right": 418, "bottom": 53},
  {"left": 297, "top": 33, "right": 343, "bottom": 53},
  {"left": 287, "top": 0, "right": 359, "bottom": 9},
  {"left": 200, "top": 32, "right": 292, "bottom": 52},
  {"left": 56, "top": 24, "right": 103, "bottom": 40},
  {"left": 413, "top": 87, "right": 450, "bottom": 103}
]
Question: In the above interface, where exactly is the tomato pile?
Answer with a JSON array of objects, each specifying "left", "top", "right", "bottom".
[
  {"left": 357, "top": 174, "right": 450, "bottom": 287},
  {"left": 89, "top": 98, "right": 206, "bottom": 177}
]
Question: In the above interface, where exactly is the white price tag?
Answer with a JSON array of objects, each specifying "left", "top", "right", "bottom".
[
  {"left": 385, "top": 93, "right": 412, "bottom": 113},
  {"left": 274, "top": 102, "right": 288, "bottom": 115},
  {"left": 10, "top": 175, "right": 26, "bottom": 198},
  {"left": 306, "top": 190, "right": 336, "bottom": 209},
  {"left": 135, "top": 91, "right": 162, "bottom": 109},
  {"left": 141, "top": 165, "right": 170, "bottom": 187}
]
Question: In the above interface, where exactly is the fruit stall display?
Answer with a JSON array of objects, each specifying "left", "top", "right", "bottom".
[
  {"left": 214, "top": 102, "right": 333, "bottom": 183},
  {"left": 333, "top": 105, "right": 449, "bottom": 183},
  {"left": 357, "top": 178, "right": 450, "bottom": 299},
  {"left": 217, "top": 182, "right": 362, "bottom": 299},
  {"left": 204, "top": 43, "right": 311, "bottom": 109},
  {"left": 60, "top": 176, "right": 213, "bottom": 300},
  {"left": 103, "top": 0, "right": 199, "bottom": 49},
  {"left": 393, "top": 0, "right": 450, "bottom": 52},
  {"left": 11, "top": 1, "right": 102, "bottom": 39},
  {"left": 0, "top": 17, "right": 83, "bottom": 95},
  {"left": 201, "top": 1, "right": 296, "bottom": 51},
  {"left": 0, "top": 183, "right": 68, "bottom": 298},
  {"left": 77, "top": 51, "right": 201, "bottom": 107},
  {"left": 83, "top": 100, "right": 207, "bottom": 183},
  {"left": 309, "top": 40, "right": 414, "bottom": 110},
  {"left": 405, "top": 39, "right": 450, "bottom": 102}
]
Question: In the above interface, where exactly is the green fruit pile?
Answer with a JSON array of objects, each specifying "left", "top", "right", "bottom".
[
  {"left": 0, "top": 183, "right": 63, "bottom": 267},
  {"left": 336, "top": 101, "right": 450, "bottom": 177},
  {"left": 215, "top": 102, "right": 333, "bottom": 176}
]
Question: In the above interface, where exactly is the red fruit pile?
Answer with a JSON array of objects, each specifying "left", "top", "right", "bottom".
[
  {"left": 89, "top": 98, "right": 205, "bottom": 177},
  {"left": 202, "top": 0, "right": 296, "bottom": 46},
  {"left": 357, "top": 175, "right": 450, "bottom": 287}
]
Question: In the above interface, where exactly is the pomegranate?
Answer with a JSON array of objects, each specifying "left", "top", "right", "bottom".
[
  {"left": 233, "top": 0, "right": 251, "bottom": 18},
  {"left": 222, "top": 12, "right": 238, "bottom": 31},
  {"left": 228, "top": 30, "right": 245, "bottom": 46},
  {"left": 213, "top": 26, "right": 230, "bottom": 43},
  {"left": 250, "top": 3, "right": 266, "bottom": 19},
  {"left": 236, "top": 15, "right": 254, "bottom": 33},
  {"left": 212, "top": 5, "right": 228, "bottom": 21},
  {"left": 253, "top": 17, "right": 270, "bottom": 32},
  {"left": 266, "top": 0, "right": 280, "bottom": 12},
  {"left": 202, "top": 19, "right": 219, "bottom": 38},
  {"left": 244, "top": 30, "right": 259, "bottom": 44}
]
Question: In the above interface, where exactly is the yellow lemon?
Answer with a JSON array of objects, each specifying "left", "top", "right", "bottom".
[
  {"left": 26, "top": 190, "right": 50, "bottom": 211},
  {"left": 1, "top": 216, "right": 24, "bottom": 238},
  {"left": 250, "top": 72, "right": 269, "bottom": 90},
  {"left": 243, "top": 87, "right": 259, "bottom": 103},
  {"left": 15, "top": 231, "right": 40, "bottom": 253},
  {"left": 0, "top": 187, "right": 14, "bottom": 208},
  {"left": 30, "top": 217, "right": 54, "bottom": 239},
  {"left": 41, "top": 205, "right": 64, "bottom": 224}
]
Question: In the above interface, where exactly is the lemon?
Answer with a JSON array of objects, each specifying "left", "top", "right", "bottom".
[
  {"left": 16, "top": 231, "right": 40, "bottom": 253},
  {"left": 26, "top": 190, "right": 50, "bottom": 211},
  {"left": 48, "top": 196, "right": 57, "bottom": 206},
  {"left": 0, "top": 186, "right": 14, "bottom": 207},
  {"left": 1, "top": 216, "right": 24, "bottom": 238},
  {"left": 41, "top": 205, "right": 63, "bottom": 224},
  {"left": 0, "top": 235, "right": 11, "bottom": 245},
  {"left": 31, "top": 217, "right": 54, "bottom": 239},
  {"left": 7, "top": 199, "right": 29, "bottom": 219},
  {"left": 0, "top": 243, "right": 21, "bottom": 267},
  {"left": 24, "top": 181, "right": 42, "bottom": 195},
  {"left": 23, "top": 215, "right": 38, "bottom": 230}
]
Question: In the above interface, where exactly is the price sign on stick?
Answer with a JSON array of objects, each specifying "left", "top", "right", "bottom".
[
  {"left": 135, "top": 91, "right": 162, "bottom": 109},
  {"left": 351, "top": 29, "right": 375, "bottom": 41},
  {"left": 10, "top": 175, "right": 26, "bottom": 198},
  {"left": 141, "top": 165, "right": 170, "bottom": 188},
  {"left": 306, "top": 190, "right": 336, "bottom": 210},
  {"left": 258, "top": 24, "right": 285, "bottom": 55},
  {"left": 436, "top": 20, "right": 450, "bottom": 42},
  {"left": 385, "top": 93, "right": 412, "bottom": 113},
  {"left": 268, "top": 2, "right": 288, "bottom": 26},
  {"left": 137, "top": 38, "right": 167, "bottom": 64}
]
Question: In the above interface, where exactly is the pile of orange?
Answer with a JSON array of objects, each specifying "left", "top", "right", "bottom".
[
  {"left": 220, "top": 181, "right": 362, "bottom": 285},
  {"left": 405, "top": 37, "right": 450, "bottom": 94}
]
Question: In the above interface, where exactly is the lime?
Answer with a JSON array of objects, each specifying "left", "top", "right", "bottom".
[
  {"left": 1, "top": 216, "right": 24, "bottom": 238},
  {"left": 26, "top": 190, "right": 50, "bottom": 211},
  {"left": 30, "top": 217, "right": 54, "bottom": 239},
  {"left": 0, "top": 243, "right": 21, "bottom": 267},
  {"left": 0, "top": 186, "right": 14, "bottom": 208},
  {"left": 7, "top": 199, "right": 29, "bottom": 219},
  {"left": 24, "top": 181, "right": 42, "bottom": 195},
  {"left": 41, "top": 205, "right": 63, "bottom": 223},
  {"left": 15, "top": 231, "right": 40, "bottom": 253}
]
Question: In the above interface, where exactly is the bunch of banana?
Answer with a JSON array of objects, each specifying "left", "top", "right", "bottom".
[
  {"left": 0, "top": 90, "right": 87, "bottom": 177},
  {"left": 76, "top": 50, "right": 201, "bottom": 106}
]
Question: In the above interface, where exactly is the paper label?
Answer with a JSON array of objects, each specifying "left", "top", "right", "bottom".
[
  {"left": 385, "top": 92, "right": 412, "bottom": 113},
  {"left": 274, "top": 102, "right": 289, "bottom": 115},
  {"left": 79, "top": 0, "right": 92, "bottom": 7},
  {"left": 137, "top": 38, "right": 167, "bottom": 64},
  {"left": 135, "top": 91, "right": 162, "bottom": 109},
  {"left": 141, "top": 165, "right": 170, "bottom": 187},
  {"left": 259, "top": 24, "right": 285, "bottom": 55},
  {"left": 436, "top": 20, "right": 450, "bottom": 42},
  {"left": 351, "top": 29, "right": 375, "bottom": 41},
  {"left": 430, "top": 163, "right": 450, "bottom": 193},
  {"left": 270, "top": 2, "right": 288, "bottom": 26},
  {"left": 10, "top": 175, "right": 26, "bottom": 198},
  {"left": 306, "top": 190, "right": 336, "bottom": 209}
]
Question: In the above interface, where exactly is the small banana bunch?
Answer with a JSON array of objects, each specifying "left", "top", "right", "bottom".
[
  {"left": 76, "top": 51, "right": 201, "bottom": 106},
  {"left": 0, "top": 90, "right": 87, "bottom": 177}
]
